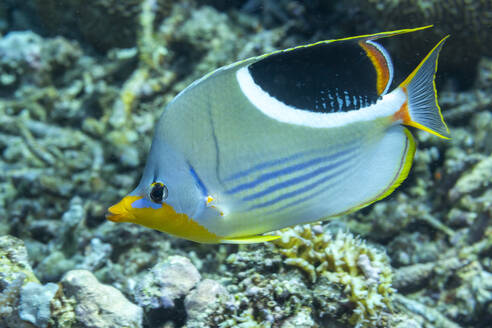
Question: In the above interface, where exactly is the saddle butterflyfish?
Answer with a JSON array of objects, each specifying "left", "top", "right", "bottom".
[{"left": 107, "top": 26, "right": 450, "bottom": 244}]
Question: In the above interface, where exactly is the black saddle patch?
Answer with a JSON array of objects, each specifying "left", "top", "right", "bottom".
[{"left": 248, "top": 42, "right": 380, "bottom": 113}]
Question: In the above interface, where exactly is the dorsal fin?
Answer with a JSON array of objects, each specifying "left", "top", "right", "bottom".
[{"left": 245, "top": 26, "right": 432, "bottom": 114}]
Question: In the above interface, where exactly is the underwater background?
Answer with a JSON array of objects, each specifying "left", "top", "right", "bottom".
[{"left": 1, "top": 1, "right": 491, "bottom": 327}]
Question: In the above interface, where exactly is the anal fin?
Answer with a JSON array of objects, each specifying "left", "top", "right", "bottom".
[{"left": 221, "top": 234, "right": 280, "bottom": 244}]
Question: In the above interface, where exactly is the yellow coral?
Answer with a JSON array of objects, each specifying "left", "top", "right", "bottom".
[{"left": 273, "top": 224, "right": 394, "bottom": 327}]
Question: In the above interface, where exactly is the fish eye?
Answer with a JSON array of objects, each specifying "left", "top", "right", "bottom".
[{"left": 149, "top": 182, "right": 168, "bottom": 204}]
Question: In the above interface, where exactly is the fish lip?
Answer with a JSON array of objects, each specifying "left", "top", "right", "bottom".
[
  {"left": 105, "top": 205, "right": 126, "bottom": 222},
  {"left": 106, "top": 197, "right": 137, "bottom": 222},
  {"left": 105, "top": 211, "right": 124, "bottom": 222}
]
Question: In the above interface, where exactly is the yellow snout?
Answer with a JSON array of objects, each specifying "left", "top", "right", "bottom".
[
  {"left": 106, "top": 195, "right": 222, "bottom": 243},
  {"left": 106, "top": 195, "right": 141, "bottom": 223}
]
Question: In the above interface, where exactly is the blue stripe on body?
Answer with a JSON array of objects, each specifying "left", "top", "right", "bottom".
[
  {"left": 264, "top": 173, "right": 342, "bottom": 215},
  {"left": 264, "top": 147, "right": 368, "bottom": 215},
  {"left": 243, "top": 157, "right": 347, "bottom": 202},
  {"left": 189, "top": 163, "right": 208, "bottom": 197},
  {"left": 248, "top": 165, "right": 342, "bottom": 210},
  {"left": 226, "top": 146, "right": 356, "bottom": 195},
  {"left": 224, "top": 150, "right": 314, "bottom": 182}
]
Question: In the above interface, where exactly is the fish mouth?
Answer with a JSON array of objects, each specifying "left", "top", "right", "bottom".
[
  {"left": 106, "top": 204, "right": 127, "bottom": 222},
  {"left": 106, "top": 210, "right": 126, "bottom": 222},
  {"left": 106, "top": 196, "right": 140, "bottom": 222}
]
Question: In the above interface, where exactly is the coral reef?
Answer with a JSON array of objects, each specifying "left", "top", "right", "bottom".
[
  {"left": 353, "top": 0, "right": 492, "bottom": 86},
  {"left": 0, "top": 1, "right": 491, "bottom": 328},
  {"left": 0, "top": 274, "right": 33, "bottom": 328},
  {"left": 343, "top": 57, "right": 492, "bottom": 327},
  {"left": 0, "top": 236, "right": 38, "bottom": 286},
  {"left": 61, "top": 269, "right": 143, "bottom": 328},
  {"left": 0, "top": 236, "right": 39, "bottom": 328},
  {"left": 274, "top": 225, "right": 394, "bottom": 327},
  {"left": 134, "top": 255, "right": 201, "bottom": 311},
  {"left": 19, "top": 282, "right": 59, "bottom": 328},
  {"left": 4, "top": 0, "right": 172, "bottom": 53},
  {"left": 184, "top": 279, "right": 230, "bottom": 328}
]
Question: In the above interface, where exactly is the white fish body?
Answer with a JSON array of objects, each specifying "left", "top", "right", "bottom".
[{"left": 107, "top": 26, "right": 449, "bottom": 243}]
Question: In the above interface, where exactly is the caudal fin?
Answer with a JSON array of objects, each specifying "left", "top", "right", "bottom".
[{"left": 396, "top": 36, "right": 450, "bottom": 139}]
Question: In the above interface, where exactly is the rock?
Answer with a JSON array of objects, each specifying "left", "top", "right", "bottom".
[
  {"left": 0, "top": 235, "right": 39, "bottom": 328},
  {"left": 184, "top": 279, "right": 229, "bottom": 321},
  {"left": 19, "top": 282, "right": 59, "bottom": 328},
  {"left": 281, "top": 308, "right": 316, "bottom": 328},
  {"left": 0, "top": 31, "right": 42, "bottom": 88},
  {"left": 49, "top": 287, "right": 77, "bottom": 328},
  {"left": 134, "top": 255, "right": 201, "bottom": 310},
  {"left": 0, "top": 31, "right": 81, "bottom": 90},
  {"left": 77, "top": 238, "right": 112, "bottom": 271},
  {"left": 449, "top": 155, "right": 492, "bottom": 201},
  {"left": 32, "top": 0, "right": 171, "bottom": 52},
  {"left": 35, "top": 251, "right": 76, "bottom": 283},
  {"left": 61, "top": 269, "right": 142, "bottom": 328},
  {"left": 0, "top": 235, "right": 39, "bottom": 285}
]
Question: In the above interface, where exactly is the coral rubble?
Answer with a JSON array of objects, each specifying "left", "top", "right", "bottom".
[
  {"left": 0, "top": 1, "right": 491, "bottom": 328},
  {"left": 274, "top": 225, "right": 394, "bottom": 327},
  {"left": 61, "top": 270, "right": 143, "bottom": 328}
]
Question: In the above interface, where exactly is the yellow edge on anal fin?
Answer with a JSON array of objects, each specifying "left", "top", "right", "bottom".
[
  {"left": 221, "top": 129, "right": 417, "bottom": 242},
  {"left": 221, "top": 234, "right": 281, "bottom": 244},
  {"left": 334, "top": 128, "right": 416, "bottom": 217},
  {"left": 372, "top": 128, "right": 416, "bottom": 203}
]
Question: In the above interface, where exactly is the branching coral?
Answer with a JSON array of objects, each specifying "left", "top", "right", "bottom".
[{"left": 274, "top": 224, "right": 394, "bottom": 327}]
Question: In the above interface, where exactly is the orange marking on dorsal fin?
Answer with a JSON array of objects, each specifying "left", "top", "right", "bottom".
[{"left": 359, "top": 41, "right": 390, "bottom": 95}]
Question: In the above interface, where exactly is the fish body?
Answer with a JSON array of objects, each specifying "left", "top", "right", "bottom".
[{"left": 107, "top": 26, "right": 449, "bottom": 243}]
